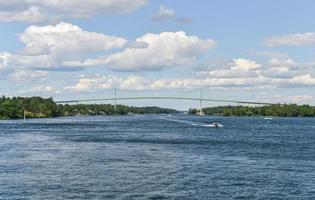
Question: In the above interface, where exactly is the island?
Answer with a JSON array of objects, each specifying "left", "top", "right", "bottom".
[
  {"left": 0, "top": 96, "right": 177, "bottom": 120},
  {"left": 189, "top": 104, "right": 315, "bottom": 117}
]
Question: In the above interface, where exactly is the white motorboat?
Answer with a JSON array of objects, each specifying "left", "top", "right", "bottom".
[{"left": 207, "top": 121, "right": 223, "bottom": 128}]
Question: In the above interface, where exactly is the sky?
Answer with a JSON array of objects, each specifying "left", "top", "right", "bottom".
[{"left": 0, "top": 0, "right": 315, "bottom": 110}]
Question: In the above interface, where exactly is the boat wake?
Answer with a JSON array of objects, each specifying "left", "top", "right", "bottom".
[
  {"left": 202, "top": 123, "right": 224, "bottom": 128},
  {"left": 161, "top": 117, "right": 223, "bottom": 128}
]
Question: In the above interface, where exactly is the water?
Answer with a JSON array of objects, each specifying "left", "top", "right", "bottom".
[{"left": 0, "top": 115, "right": 315, "bottom": 199}]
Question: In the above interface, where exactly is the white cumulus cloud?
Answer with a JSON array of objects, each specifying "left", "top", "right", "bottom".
[
  {"left": 198, "top": 58, "right": 261, "bottom": 78},
  {"left": 20, "top": 22, "right": 127, "bottom": 55},
  {"left": 229, "top": 58, "right": 261, "bottom": 72},
  {"left": 10, "top": 22, "right": 127, "bottom": 70},
  {"left": 105, "top": 31, "right": 216, "bottom": 71}
]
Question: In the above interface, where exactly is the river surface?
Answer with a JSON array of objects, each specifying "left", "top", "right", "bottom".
[{"left": 0, "top": 115, "right": 315, "bottom": 199}]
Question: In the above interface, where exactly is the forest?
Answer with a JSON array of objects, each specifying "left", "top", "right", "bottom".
[
  {"left": 0, "top": 96, "right": 176, "bottom": 119},
  {"left": 189, "top": 104, "right": 315, "bottom": 117}
]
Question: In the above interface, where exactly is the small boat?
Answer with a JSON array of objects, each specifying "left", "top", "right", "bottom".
[
  {"left": 264, "top": 117, "right": 273, "bottom": 120},
  {"left": 207, "top": 121, "right": 223, "bottom": 128}
]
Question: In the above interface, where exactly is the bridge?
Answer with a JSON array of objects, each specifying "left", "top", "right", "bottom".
[
  {"left": 55, "top": 89, "right": 277, "bottom": 115},
  {"left": 55, "top": 96, "right": 275, "bottom": 106}
]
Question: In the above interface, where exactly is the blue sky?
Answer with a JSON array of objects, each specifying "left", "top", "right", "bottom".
[{"left": 0, "top": 0, "right": 315, "bottom": 109}]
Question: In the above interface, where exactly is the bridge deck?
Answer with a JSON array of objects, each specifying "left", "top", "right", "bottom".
[{"left": 55, "top": 96, "right": 276, "bottom": 106}]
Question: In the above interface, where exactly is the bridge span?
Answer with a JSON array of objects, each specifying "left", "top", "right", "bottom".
[
  {"left": 55, "top": 96, "right": 276, "bottom": 106},
  {"left": 55, "top": 95, "right": 278, "bottom": 115}
]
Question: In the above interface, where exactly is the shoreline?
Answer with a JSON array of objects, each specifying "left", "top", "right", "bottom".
[{"left": 2, "top": 113, "right": 315, "bottom": 121}]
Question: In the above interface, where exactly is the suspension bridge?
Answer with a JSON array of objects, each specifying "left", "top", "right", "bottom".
[
  {"left": 55, "top": 96, "right": 275, "bottom": 106},
  {"left": 55, "top": 89, "right": 277, "bottom": 115}
]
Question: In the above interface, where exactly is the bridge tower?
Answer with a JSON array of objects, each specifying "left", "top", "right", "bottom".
[
  {"left": 199, "top": 90, "right": 204, "bottom": 115},
  {"left": 114, "top": 88, "right": 117, "bottom": 114}
]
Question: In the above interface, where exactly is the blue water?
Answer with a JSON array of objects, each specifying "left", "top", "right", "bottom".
[{"left": 0, "top": 115, "right": 315, "bottom": 199}]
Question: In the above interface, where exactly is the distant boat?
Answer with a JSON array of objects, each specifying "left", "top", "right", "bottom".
[
  {"left": 197, "top": 112, "right": 205, "bottom": 116},
  {"left": 264, "top": 117, "right": 273, "bottom": 120}
]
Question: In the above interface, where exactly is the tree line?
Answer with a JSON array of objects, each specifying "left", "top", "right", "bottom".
[
  {"left": 0, "top": 96, "right": 177, "bottom": 119},
  {"left": 2, "top": 96, "right": 314, "bottom": 119},
  {"left": 189, "top": 104, "right": 315, "bottom": 117}
]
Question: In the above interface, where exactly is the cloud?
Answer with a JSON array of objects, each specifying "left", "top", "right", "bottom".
[
  {"left": 269, "top": 66, "right": 290, "bottom": 74},
  {"left": 127, "top": 41, "right": 149, "bottom": 49},
  {"left": 263, "top": 94, "right": 314, "bottom": 104},
  {"left": 263, "top": 58, "right": 315, "bottom": 78},
  {"left": 197, "top": 57, "right": 315, "bottom": 88},
  {"left": 20, "top": 22, "right": 127, "bottom": 54},
  {"left": 119, "top": 75, "right": 152, "bottom": 91},
  {"left": 151, "top": 76, "right": 270, "bottom": 90},
  {"left": 20, "top": 85, "right": 59, "bottom": 94},
  {"left": 69, "top": 74, "right": 315, "bottom": 92},
  {"left": 266, "top": 58, "right": 299, "bottom": 76},
  {"left": 198, "top": 56, "right": 315, "bottom": 81},
  {"left": 0, "top": 52, "right": 10, "bottom": 68},
  {"left": 269, "top": 58, "right": 298, "bottom": 67},
  {"left": 264, "top": 32, "right": 315, "bottom": 47},
  {"left": 65, "top": 74, "right": 122, "bottom": 92},
  {"left": 198, "top": 58, "right": 261, "bottom": 78},
  {"left": 66, "top": 74, "right": 271, "bottom": 92},
  {"left": 269, "top": 74, "right": 315, "bottom": 86},
  {"left": 0, "top": 0, "right": 149, "bottom": 23},
  {"left": 289, "top": 74, "right": 315, "bottom": 85},
  {"left": 229, "top": 58, "right": 261, "bottom": 71},
  {"left": 9, "top": 22, "right": 127, "bottom": 70},
  {"left": 9, "top": 70, "right": 48, "bottom": 83},
  {"left": 3, "top": 25, "right": 216, "bottom": 75},
  {"left": 0, "top": 52, "right": 11, "bottom": 74},
  {"left": 152, "top": 5, "right": 175, "bottom": 21},
  {"left": 66, "top": 31, "right": 216, "bottom": 71},
  {"left": 63, "top": 59, "right": 315, "bottom": 93},
  {"left": 151, "top": 5, "right": 194, "bottom": 24},
  {"left": 104, "top": 31, "right": 216, "bottom": 71},
  {"left": 176, "top": 18, "right": 193, "bottom": 24},
  {"left": 289, "top": 95, "right": 314, "bottom": 103},
  {"left": 0, "top": 6, "right": 45, "bottom": 23}
]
